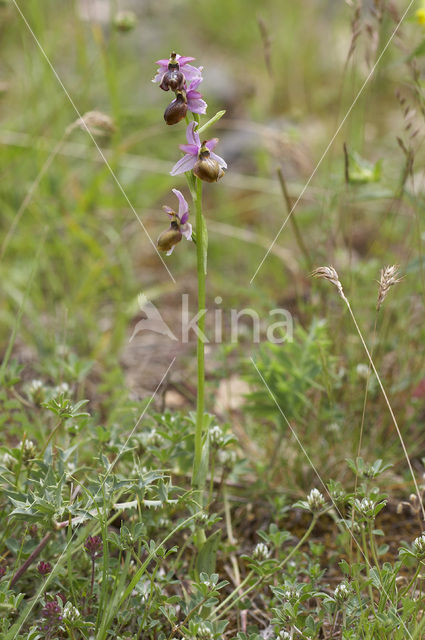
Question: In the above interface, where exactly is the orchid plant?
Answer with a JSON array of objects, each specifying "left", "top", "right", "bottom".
[{"left": 153, "top": 52, "right": 226, "bottom": 551}]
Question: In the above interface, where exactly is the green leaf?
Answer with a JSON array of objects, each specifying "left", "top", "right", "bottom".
[
  {"left": 408, "top": 38, "right": 425, "bottom": 60},
  {"left": 196, "top": 529, "right": 221, "bottom": 575},
  {"left": 347, "top": 151, "right": 382, "bottom": 184},
  {"left": 197, "top": 110, "right": 226, "bottom": 135},
  {"left": 194, "top": 429, "right": 210, "bottom": 490}
]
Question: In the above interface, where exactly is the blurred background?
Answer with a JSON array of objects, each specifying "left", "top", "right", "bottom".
[{"left": 1, "top": 0, "right": 425, "bottom": 492}]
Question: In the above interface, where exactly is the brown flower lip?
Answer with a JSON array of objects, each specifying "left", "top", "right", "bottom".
[
  {"left": 157, "top": 222, "right": 182, "bottom": 252},
  {"left": 164, "top": 93, "right": 188, "bottom": 125},
  {"left": 159, "top": 69, "right": 185, "bottom": 92},
  {"left": 193, "top": 151, "right": 224, "bottom": 182}
]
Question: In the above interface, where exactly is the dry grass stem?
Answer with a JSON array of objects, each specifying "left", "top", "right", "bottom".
[
  {"left": 68, "top": 111, "right": 116, "bottom": 136},
  {"left": 313, "top": 265, "right": 425, "bottom": 521}
]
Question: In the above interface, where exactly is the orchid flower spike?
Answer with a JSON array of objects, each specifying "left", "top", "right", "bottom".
[
  {"left": 154, "top": 52, "right": 203, "bottom": 91},
  {"left": 171, "top": 122, "right": 227, "bottom": 182},
  {"left": 157, "top": 189, "right": 192, "bottom": 255}
]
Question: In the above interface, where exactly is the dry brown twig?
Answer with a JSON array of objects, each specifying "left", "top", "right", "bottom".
[{"left": 257, "top": 16, "right": 273, "bottom": 77}]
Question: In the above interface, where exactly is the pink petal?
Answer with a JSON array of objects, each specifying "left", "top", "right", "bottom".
[
  {"left": 163, "top": 205, "right": 174, "bottom": 218},
  {"left": 186, "top": 121, "right": 200, "bottom": 147},
  {"left": 155, "top": 59, "right": 170, "bottom": 67},
  {"left": 187, "top": 96, "right": 207, "bottom": 115},
  {"left": 152, "top": 70, "right": 164, "bottom": 83},
  {"left": 177, "top": 56, "right": 196, "bottom": 65},
  {"left": 181, "top": 222, "right": 192, "bottom": 240},
  {"left": 172, "top": 188, "right": 189, "bottom": 220},
  {"left": 182, "top": 64, "right": 203, "bottom": 84},
  {"left": 210, "top": 151, "right": 227, "bottom": 169},
  {"left": 188, "top": 77, "right": 202, "bottom": 91},
  {"left": 205, "top": 138, "right": 219, "bottom": 151},
  {"left": 170, "top": 154, "right": 197, "bottom": 176},
  {"left": 187, "top": 90, "right": 202, "bottom": 99},
  {"left": 179, "top": 144, "right": 199, "bottom": 155}
]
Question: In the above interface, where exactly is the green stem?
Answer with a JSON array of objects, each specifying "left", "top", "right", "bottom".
[
  {"left": 360, "top": 524, "right": 375, "bottom": 612},
  {"left": 368, "top": 522, "right": 381, "bottom": 576},
  {"left": 223, "top": 485, "right": 241, "bottom": 587},
  {"left": 400, "top": 563, "right": 423, "bottom": 599},
  {"left": 208, "top": 453, "right": 216, "bottom": 507},
  {"left": 138, "top": 563, "right": 159, "bottom": 636},
  {"left": 192, "top": 177, "right": 206, "bottom": 510},
  {"left": 40, "top": 418, "right": 63, "bottom": 456}
]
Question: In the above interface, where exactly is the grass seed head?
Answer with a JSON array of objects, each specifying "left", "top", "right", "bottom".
[
  {"left": 70, "top": 111, "right": 115, "bottom": 136},
  {"left": 312, "top": 266, "right": 345, "bottom": 300},
  {"left": 377, "top": 265, "right": 402, "bottom": 310}
]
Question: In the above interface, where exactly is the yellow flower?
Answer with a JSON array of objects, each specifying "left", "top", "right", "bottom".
[{"left": 416, "top": 8, "right": 425, "bottom": 24}]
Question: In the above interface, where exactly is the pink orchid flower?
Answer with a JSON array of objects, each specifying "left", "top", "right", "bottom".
[
  {"left": 153, "top": 53, "right": 203, "bottom": 88},
  {"left": 158, "top": 189, "right": 192, "bottom": 256},
  {"left": 170, "top": 122, "right": 227, "bottom": 178}
]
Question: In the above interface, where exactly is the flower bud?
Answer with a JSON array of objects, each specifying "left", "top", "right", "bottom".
[
  {"left": 413, "top": 534, "right": 425, "bottom": 559},
  {"left": 84, "top": 535, "right": 103, "bottom": 560},
  {"left": 252, "top": 542, "right": 270, "bottom": 560},
  {"left": 306, "top": 488, "right": 325, "bottom": 512},
  {"left": 27, "top": 379, "right": 45, "bottom": 405},
  {"left": 164, "top": 93, "right": 188, "bottom": 125},
  {"left": 113, "top": 10, "right": 137, "bottom": 32},
  {"left": 37, "top": 561, "right": 52, "bottom": 576},
  {"left": 193, "top": 144, "right": 224, "bottom": 182},
  {"left": 63, "top": 602, "right": 80, "bottom": 622},
  {"left": 157, "top": 224, "right": 182, "bottom": 253},
  {"left": 334, "top": 581, "right": 350, "bottom": 603},
  {"left": 20, "top": 439, "right": 36, "bottom": 463},
  {"left": 197, "top": 623, "right": 214, "bottom": 640}
]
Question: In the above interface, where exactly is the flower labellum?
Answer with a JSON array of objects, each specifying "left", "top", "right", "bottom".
[
  {"left": 157, "top": 222, "right": 182, "bottom": 253},
  {"left": 164, "top": 92, "right": 188, "bottom": 125},
  {"left": 153, "top": 52, "right": 203, "bottom": 88},
  {"left": 157, "top": 189, "right": 192, "bottom": 256},
  {"left": 159, "top": 52, "right": 187, "bottom": 92},
  {"left": 193, "top": 142, "right": 224, "bottom": 182},
  {"left": 159, "top": 67, "right": 185, "bottom": 92}
]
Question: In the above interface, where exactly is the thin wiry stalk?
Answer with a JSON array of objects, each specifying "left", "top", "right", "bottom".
[
  {"left": 352, "top": 267, "right": 402, "bottom": 552},
  {"left": 346, "top": 301, "right": 424, "bottom": 518},
  {"left": 313, "top": 266, "right": 425, "bottom": 521},
  {"left": 277, "top": 167, "right": 313, "bottom": 271},
  {"left": 350, "top": 311, "right": 378, "bottom": 557}
]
